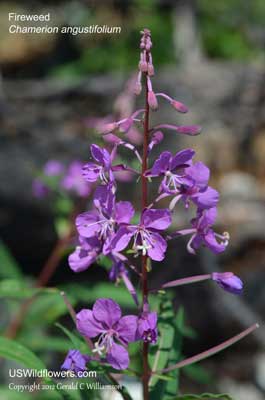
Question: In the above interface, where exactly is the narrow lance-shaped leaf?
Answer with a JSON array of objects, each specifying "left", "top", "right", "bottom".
[
  {"left": 0, "top": 241, "right": 23, "bottom": 280},
  {"left": 149, "top": 297, "right": 176, "bottom": 391}
]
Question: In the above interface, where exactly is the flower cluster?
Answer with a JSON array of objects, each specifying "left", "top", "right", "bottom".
[
  {"left": 61, "top": 28, "right": 249, "bottom": 378},
  {"left": 33, "top": 160, "right": 92, "bottom": 198}
]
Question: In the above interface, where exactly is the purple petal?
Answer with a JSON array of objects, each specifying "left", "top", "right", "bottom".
[
  {"left": 147, "top": 232, "right": 167, "bottom": 261},
  {"left": 91, "top": 144, "right": 110, "bottom": 167},
  {"left": 204, "top": 230, "right": 226, "bottom": 254},
  {"left": 76, "top": 309, "right": 103, "bottom": 337},
  {"left": 150, "top": 151, "right": 171, "bottom": 176},
  {"left": 92, "top": 298, "right": 121, "bottom": 327},
  {"left": 142, "top": 208, "right": 171, "bottom": 230},
  {"left": 106, "top": 342, "right": 129, "bottom": 370},
  {"left": 76, "top": 211, "right": 100, "bottom": 238},
  {"left": 93, "top": 185, "right": 115, "bottom": 215},
  {"left": 192, "top": 187, "right": 219, "bottom": 209},
  {"left": 82, "top": 162, "right": 101, "bottom": 182},
  {"left": 110, "top": 227, "right": 135, "bottom": 252},
  {"left": 185, "top": 162, "right": 209, "bottom": 189},
  {"left": 116, "top": 315, "right": 138, "bottom": 344},
  {"left": 115, "top": 202, "right": 135, "bottom": 224},
  {"left": 197, "top": 207, "right": 218, "bottom": 229},
  {"left": 68, "top": 247, "right": 97, "bottom": 272},
  {"left": 188, "top": 233, "right": 202, "bottom": 254},
  {"left": 170, "top": 149, "right": 195, "bottom": 170},
  {"left": 61, "top": 349, "right": 88, "bottom": 373}
]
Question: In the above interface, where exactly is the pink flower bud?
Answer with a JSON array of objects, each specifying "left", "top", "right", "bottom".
[
  {"left": 139, "top": 61, "right": 148, "bottom": 72},
  {"left": 134, "top": 72, "right": 142, "bottom": 95},
  {"left": 101, "top": 122, "right": 118, "bottom": 134},
  {"left": 103, "top": 134, "right": 121, "bottom": 144},
  {"left": 148, "top": 91, "right": 158, "bottom": 110},
  {"left": 176, "top": 125, "right": 202, "bottom": 135},
  {"left": 148, "top": 63, "right": 154, "bottom": 76},
  {"left": 171, "top": 100, "right": 188, "bottom": 113},
  {"left": 119, "top": 117, "right": 133, "bottom": 133}
]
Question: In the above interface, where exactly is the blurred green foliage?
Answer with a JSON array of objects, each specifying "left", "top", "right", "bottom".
[
  {"left": 198, "top": 0, "right": 265, "bottom": 60},
  {"left": 51, "top": 0, "right": 265, "bottom": 80},
  {"left": 51, "top": 0, "right": 173, "bottom": 79}
]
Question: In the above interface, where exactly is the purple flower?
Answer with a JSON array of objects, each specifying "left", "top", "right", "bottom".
[
  {"left": 176, "top": 207, "right": 229, "bottom": 254},
  {"left": 82, "top": 144, "right": 115, "bottom": 184},
  {"left": 212, "top": 272, "right": 243, "bottom": 294},
  {"left": 160, "top": 161, "right": 219, "bottom": 211},
  {"left": 44, "top": 160, "right": 64, "bottom": 176},
  {"left": 76, "top": 298, "right": 138, "bottom": 370},
  {"left": 146, "top": 149, "right": 195, "bottom": 194},
  {"left": 68, "top": 236, "right": 101, "bottom": 272},
  {"left": 177, "top": 162, "right": 219, "bottom": 209},
  {"left": 76, "top": 185, "right": 134, "bottom": 254},
  {"left": 109, "top": 208, "right": 171, "bottom": 261},
  {"left": 32, "top": 179, "right": 49, "bottom": 198},
  {"left": 61, "top": 161, "right": 91, "bottom": 197},
  {"left": 137, "top": 312, "right": 158, "bottom": 344},
  {"left": 61, "top": 350, "right": 89, "bottom": 374}
]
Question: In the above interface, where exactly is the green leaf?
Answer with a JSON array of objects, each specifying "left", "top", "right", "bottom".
[
  {"left": 62, "top": 282, "right": 137, "bottom": 308},
  {"left": 0, "top": 337, "right": 82, "bottom": 399},
  {"left": 0, "top": 241, "right": 23, "bottom": 280},
  {"left": 54, "top": 197, "right": 73, "bottom": 215},
  {"left": 183, "top": 364, "right": 213, "bottom": 384},
  {"left": 0, "top": 279, "right": 57, "bottom": 299},
  {"left": 97, "top": 255, "right": 112, "bottom": 269},
  {"left": 175, "top": 394, "right": 233, "bottom": 400},
  {"left": 54, "top": 217, "right": 71, "bottom": 239},
  {"left": 21, "top": 334, "right": 71, "bottom": 352},
  {"left": 55, "top": 322, "right": 87, "bottom": 353},
  {"left": 0, "top": 336, "right": 46, "bottom": 370},
  {"left": 0, "top": 386, "right": 31, "bottom": 400},
  {"left": 24, "top": 292, "right": 76, "bottom": 327},
  {"left": 162, "top": 307, "right": 185, "bottom": 399},
  {"left": 149, "top": 297, "right": 176, "bottom": 390}
]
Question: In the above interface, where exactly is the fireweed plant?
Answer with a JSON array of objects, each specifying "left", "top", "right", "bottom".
[{"left": 61, "top": 29, "right": 258, "bottom": 399}]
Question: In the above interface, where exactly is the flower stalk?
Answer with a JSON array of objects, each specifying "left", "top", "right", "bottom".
[
  {"left": 141, "top": 32, "right": 151, "bottom": 400},
  {"left": 154, "top": 323, "right": 259, "bottom": 374}
]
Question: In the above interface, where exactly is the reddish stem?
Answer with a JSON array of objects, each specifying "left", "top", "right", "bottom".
[{"left": 141, "top": 70, "right": 150, "bottom": 400}]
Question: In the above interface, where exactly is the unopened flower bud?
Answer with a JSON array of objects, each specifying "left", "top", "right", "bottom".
[
  {"left": 119, "top": 117, "right": 133, "bottom": 133},
  {"left": 171, "top": 100, "right": 188, "bottom": 113},
  {"left": 148, "top": 91, "right": 158, "bottom": 110},
  {"left": 212, "top": 272, "right": 243, "bottom": 295},
  {"left": 139, "top": 60, "right": 148, "bottom": 72},
  {"left": 134, "top": 72, "right": 142, "bottom": 95},
  {"left": 148, "top": 63, "right": 154, "bottom": 76},
  {"left": 101, "top": 122, "right": 118, "bottom": 134}
]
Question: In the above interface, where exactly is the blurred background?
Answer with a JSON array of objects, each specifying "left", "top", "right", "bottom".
[{"left": 0, "top": 0, "right": 265, "bottom": 399}]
